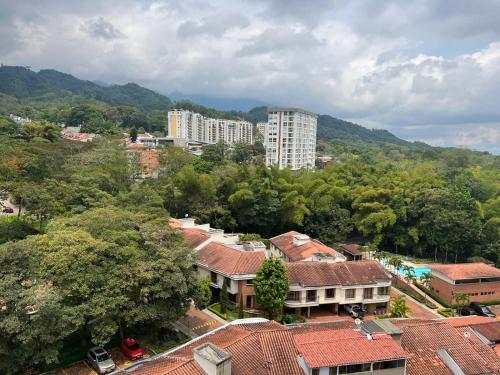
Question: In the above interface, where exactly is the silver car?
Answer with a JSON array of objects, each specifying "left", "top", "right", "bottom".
[{"left": 87, "top": 347, "right": 116, "bottom": 374}]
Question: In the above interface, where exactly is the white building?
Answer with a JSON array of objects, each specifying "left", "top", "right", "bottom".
[
  {"left": 256, "top": 122, "right": 267, "bottom": 144},
  {"left": 167, "top": 109, "right": 253, "bottom": 145},
  {"left": 265, "top": 107, "right": 317, "bottom": 170}
]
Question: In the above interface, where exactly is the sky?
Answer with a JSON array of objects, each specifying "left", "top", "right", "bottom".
[{"left": 1, "top": 0, "right": 500, "bottom": 153}]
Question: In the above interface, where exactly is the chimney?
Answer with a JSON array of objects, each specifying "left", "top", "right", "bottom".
[
  {"left": 193, "top": 343, "right": 232, "bottom": 375},
  {"left": 292, "top": 234, "right": 310, "bottom": 246}
]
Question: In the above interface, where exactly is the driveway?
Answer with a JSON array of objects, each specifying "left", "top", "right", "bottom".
[{"left": 177, "top": 306, "right": 223, "bottom": 336}]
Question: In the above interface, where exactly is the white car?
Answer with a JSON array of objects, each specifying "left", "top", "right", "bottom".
[
  {"left": 87, "top": 347, "right": 116, "bottom": 374},
  {"left": 344, "top": 304, "right": 366, "bottom": 318}
]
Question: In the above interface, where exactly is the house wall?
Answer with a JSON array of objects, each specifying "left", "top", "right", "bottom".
[
  {"left": 197, "top": 266, "right": 239, "bottom": 294},
  {"left": 430, "top": 276, "right": 500, "bottom": 304},
  {"left": 236, "top": 280, "right": 257, "bottom": 308},
  {"left": 286, "top": 284, "right": 391, "bottom": 309}
]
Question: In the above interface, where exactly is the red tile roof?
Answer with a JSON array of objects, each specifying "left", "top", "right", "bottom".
[
  {"left": 293, "top": 328, "right": 409, "bottom": 368},
  {"left": 429, "top": 262, "right": 500, "bottom": 280},
  {"left": 396, "top": 320, "right": 500, "bottom": 375},
  {"left": 127, "top": 321, "right": 303, "bottom": 375},
  {"left": 180, "top": 228, "right": 209, "bottom": 249},
  {"left": 287, "top": 260, "right": 390, "bottom": 287},
  {"left": 334, "top": 243, "right": 364, "bottom": 255},
  {"left": 442, "top": 315, "right": 497, "bottom": 327},
  {"left": 270, "top": 231, "right": 344, "bottom": 261},
  {"left": 197, "top": 242, "right": 265, "bottom": 276},
  {"left": 470, "top": 321, "right": 500, "bottom": 343}
]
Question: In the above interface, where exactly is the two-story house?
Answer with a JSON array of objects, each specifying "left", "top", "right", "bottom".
[
  {"left": 285, "top": 260, "right": 391, "bottom": 317},
  {"left": 270, "top": 231, "right": 347, "bottom": 263}
]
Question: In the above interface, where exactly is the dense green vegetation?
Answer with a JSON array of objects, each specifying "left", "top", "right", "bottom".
[{"left": 0, "top": 135, "right": 210, "bottom": 373}]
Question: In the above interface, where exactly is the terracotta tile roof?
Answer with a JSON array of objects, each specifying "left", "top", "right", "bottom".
[
  {"left": 441, "top": 315, "right": 497, "bottom": 327},
  {"left": 127, "top": 321, "right": 303, "bottom": 375},
  {"left": 399, "top": 320, "right": 500, "bottom": 375},
  {"left": 270, "top": 231, "right": 344, "bottom": 261},
  {"left": 429, "top": 262, "right": 500, "bottom": 280},
  {"left": 196, "top": 242, "right": 265, "bottom": 276},
  {"left": 293, "top": 328, "right": 409, "bottom": 368},
  {"left": 180, "top": 228, "right": 209, "bottom": 249},
  {"left": 289, "top": 320, "right": 355, "bottom": 334},
  {"left": 470, "top": 321, "right": 500, "bottom": 343},
  {"left": 287, "top": 260, "right": 390, "bottom": 287}
]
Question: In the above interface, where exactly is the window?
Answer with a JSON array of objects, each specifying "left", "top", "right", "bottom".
[
  {"left": 339, "top": 364, "right": 363, "bottom": 374},
  {"left": 225, "top": 277, "right": 231, "bottom": 289},
  {"left": 363, "top": 288, "right": 373, "bottom": 299},
  {"left": 378, "top": 287, "right": 389, "bottom": 295},
  {"left": 307, "top": 290, "right": 317, "bottom": 302},
  {"left": 246, "top": 279, "right": 253, "bottom": 285},
  {"left": 211, "top": 272, "right": 218, "bottom": 284},
  {"left": 373, "top": 359, "right": 405, "bottom": 370},
  {"left": 329, "top": 367, "right": 338, "bottom": 375},
  {"left": 312, "top": 369, "right": 320, "bottom": 375},
  {"left": 345, "top": 289, "right": 356, "bottom": 299},
  {"left": 326, "top": 288, "right": 335, "bottom": 299}
]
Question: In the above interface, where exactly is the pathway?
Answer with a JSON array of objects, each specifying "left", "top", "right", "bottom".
[
  {"left": 391, "top": 288, "right": 440, "bottom": 319},
  {"left": 177, "top": 306, "right": 223, "bottom": 337}
]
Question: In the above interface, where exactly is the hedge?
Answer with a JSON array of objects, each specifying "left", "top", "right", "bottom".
[{"left": 414, "top": 283, "right": 451, "bottom": 308}]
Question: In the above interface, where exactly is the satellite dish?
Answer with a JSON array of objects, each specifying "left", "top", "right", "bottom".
[{"left": 355, "top": 318, "right": 362, "bottom": 326}]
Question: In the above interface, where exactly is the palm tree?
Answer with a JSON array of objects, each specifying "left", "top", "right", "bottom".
[
  {"left": 392, "top": 257, "right": 403, "bottom": 275},
  {"left": 405, "top": 267, "right": 416, "bottom": 285},
  {"left": 453, "top": 292, "right": 470, "bottom": 314},
  {"left": 419, "top": 272, "right": 433, "bottom": 303}
]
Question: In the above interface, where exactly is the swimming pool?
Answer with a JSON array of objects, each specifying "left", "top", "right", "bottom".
[{"left": 400, "top": 266, "right": 431, "bottom": 278}]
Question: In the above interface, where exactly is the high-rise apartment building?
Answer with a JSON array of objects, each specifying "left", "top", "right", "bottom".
[
  {"left": 265, "top": 107, "right": 317, "bottom": 170},
  {"left": 256, "top": 122, "right": 267, "bottom": 144},
  {"left": 167, "top": 109, "right": 253, "bottom": 145}
]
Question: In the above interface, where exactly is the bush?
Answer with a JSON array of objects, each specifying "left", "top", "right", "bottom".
[
  {"left": 437, "top": 308, "right": 456, "bottom": 318},
  {"left": 393, "top": 284, "right": 437, "bottom": 309},
  {"left": 278, "top": 314, "right": 306, "bottom": 325}
]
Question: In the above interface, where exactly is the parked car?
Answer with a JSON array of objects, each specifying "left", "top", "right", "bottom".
[
  {"left": 457, "top": 306, "right": 476, "bottom": 316},
  {"left": 87, "top": 347, "right": 116, "bottom": 374},
  {"left": 2, "top": 207, "right": 14, "bottom": 213},
  {"left": 344, "top": 304, "right": 366, "bottom": 318},
  {"left": 470, "top": 302, "right": 496, "bottom": 318},
  {"left": 119, "top": 338, "right": 144, "bottom": 360}
]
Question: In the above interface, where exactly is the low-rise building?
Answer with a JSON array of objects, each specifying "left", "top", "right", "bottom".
[
  {"left": 428, "top": 262, "right": 500, "bottom": 304},
  {"left": 285, "top": 261, "right": 391, "bottom": 317},
  {"left": 333, "top": 243, "right": 373, "bottom": 261},
  {"left": 269, "top": 231, "right": 346, "bottom": 263}
]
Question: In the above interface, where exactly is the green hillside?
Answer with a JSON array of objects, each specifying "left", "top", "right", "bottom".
[{"left": 0, "top": 66, "right": 171, "bottom": 111}]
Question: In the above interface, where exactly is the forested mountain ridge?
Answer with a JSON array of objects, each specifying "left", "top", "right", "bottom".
[
  {"left": 0, "top": 65, "right": 172, "bottom": 111},
  {"left": 0, "top": 65, "right": 425, "bottom": 149}
]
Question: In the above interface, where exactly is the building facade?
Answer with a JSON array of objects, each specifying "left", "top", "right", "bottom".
[
  {"left": 167, "top": 109, "right": 254, "bottom": 145},
  {"left": 285, "top": 261, "right": 391, "bottom": 317},
  {"left": 265, "top": 107, "right": 317, "bottom": 170},
  {"left": 429, "top": 263, "right": 500, "bottom": 304}
]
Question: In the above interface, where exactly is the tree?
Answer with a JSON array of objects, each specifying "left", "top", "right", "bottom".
[
  {"left": 390, "top": 295, "right": 410, "bottom": 318},
  {"left": 254, "top": 258, "right": 289, "bottom": 319},
  {"left": 220, "top": 279, "right": 228, "bottom": 314},
  {"left": 238, "top": 295, "right": 244, "bottom": 319},
  {"left": 419, "top": 272, "right": 432, "bottom": 303},
  {"left": 130, "top": 127, "right": 138, "bottom": 142},
  {"left": 196, "top": 277, "right": 212, "bottom": 310},
  {"left": 453, "top": 292, "right": 470, "bottom": 313}
]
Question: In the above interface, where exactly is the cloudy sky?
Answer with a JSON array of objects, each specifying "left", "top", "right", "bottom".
[{"left": 1, "top": 0, "right": 500, "bottom": 153}]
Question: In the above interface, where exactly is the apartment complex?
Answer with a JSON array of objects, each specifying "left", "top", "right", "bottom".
[
  {"left": 256, "top": 122, "right": 267, "bottom": 144},
  {"left": 167, "top": 109, "right": 253, "bottom": 145},
  {"left": 265, "top": 107, "right": 317, "bottom": 170},
  {"left": 429, "top": 262, "right": 500, "bottom": 304}
]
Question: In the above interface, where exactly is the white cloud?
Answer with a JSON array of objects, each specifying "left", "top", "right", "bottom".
[{"left": 1, "top": 0, "right": 500, "bottom": 152}]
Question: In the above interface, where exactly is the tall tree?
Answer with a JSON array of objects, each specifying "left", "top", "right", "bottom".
[{"left": 254, "top": 258, "right": 289, "bottom": 319}]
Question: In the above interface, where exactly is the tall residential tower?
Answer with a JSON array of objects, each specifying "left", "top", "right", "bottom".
[{"left": 265, "top": 107, "right": 317, "bottom": 170}]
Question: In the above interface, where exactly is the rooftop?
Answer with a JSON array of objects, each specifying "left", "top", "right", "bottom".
[
  {"left": 429, "top": 262, "right": 500, "bottom": 280},
  {"left": 287, "top": 260, "right": 390, "bottom": 287},
  {"left": 180, "top": 228, "right": 209, "bottom": 249},
  {"left": 292, "top": 328, "right": 409, "bottom": 368},
  {"left": 197, "top": 241, "right": 265, "bottom": 276},
  {"left": 270, "top": 231, "right": 345, "bottom": 262},
  {"left": 268, "top": 107, "right": 317, "bottom": 117}
]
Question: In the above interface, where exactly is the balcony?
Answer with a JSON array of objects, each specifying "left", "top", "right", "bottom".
[{"left": 284, "top": 293, "right": 320, "bottom": 307}]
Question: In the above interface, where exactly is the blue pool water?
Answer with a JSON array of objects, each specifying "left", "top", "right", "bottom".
[{"left": 400, "top": 266, "right": 431, "bottom": 278}]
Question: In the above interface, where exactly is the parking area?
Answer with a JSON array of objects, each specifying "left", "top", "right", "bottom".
[
  {"left": 177, "top": 306, "right": 223, "bottom": 336},
  {"left": 49, "top": 347, "right": 153, "bottom": 375}
]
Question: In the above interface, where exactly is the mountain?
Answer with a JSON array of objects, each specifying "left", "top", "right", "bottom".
[
  {"left": 0, "top": 65, "right": 424, "bottom": 148},
  {"left": 169, "top": 91, "right": 270, "bottom": 112},
  {"left": 0, "top": 66, "right": 171, "bottom": 111}
]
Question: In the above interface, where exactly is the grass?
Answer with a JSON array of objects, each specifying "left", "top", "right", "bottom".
[
  {"left": 437, "top": 308, "right": 457, "bottom": 318},
  {"left": 208, "top": 302, "right": 261, "bottom": 321}
]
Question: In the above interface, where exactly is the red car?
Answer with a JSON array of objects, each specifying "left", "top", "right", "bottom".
[
  {"left": 119, "top": 338, "right": 144, "bottom": 360},
  {"left": 2, "top": 207, "right": 14, "bottom": 213}
]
